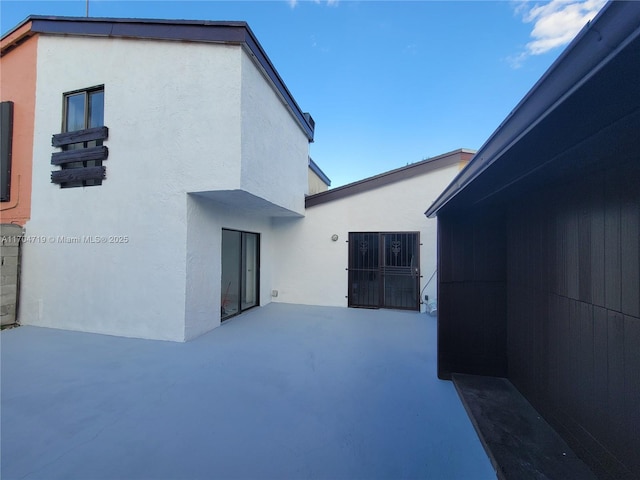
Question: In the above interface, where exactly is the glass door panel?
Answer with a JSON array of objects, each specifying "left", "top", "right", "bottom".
[
  {"left": 242, "top": 232, "right": 258, "bottom": 310},
  {"left": 221, "top": 229, "right": 260, "bottom": 321},
  {"left": 221, "top": 230, "right": 241, "bottom": 320}
]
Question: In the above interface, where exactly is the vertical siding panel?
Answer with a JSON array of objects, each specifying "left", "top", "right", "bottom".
[
  {"left": 474, "top": 212, "right": 504, "bottom": 282},
  {"left": 548, "top": 293, "right": 560, "bottom": 412},
  {"left": 507, "top": 286, "right": 519, "bottom": 379},
  {"left": 557, "top": 295, "right": 571, "bottom": 414},
  {"left": 607, "top": 311, "right": 625, "bottom": 455},
  {"left": 622, "top": 315, "right": 640, "bottom": 474},
  {"left": 506, "top": 213, "right": 515, "bottom": 287},
  {"left": 495, "top": 213, "right": 507, "bottom": 281},
  {"left": 472, "top": 218, "right": 486, "bottom": 281},
  {"left": 592, "top": 306, "right": 609, "bottom": 442},
  {"left": 604, "top": 172, "right": 622, "bottom": 312},
  {"left": 438, "top": 212, "right": 507, "bottom": 379},
  {"left": 463, "top": 220, "right": 475, "bottom": 282},
  {"left": 578, "top": 302, "right": 594, "bottom": 427},
  {"left": 525, "top": 287, "right": 536, "bottom": 398},
  {"left": 438, "top": 218, "right": 453, "bottom": 283},
  {"left": 457, "top": 282, "right": 475, "bottom": 364},
  {"left": 503, "top": 170, "right": 636, "bottom": 477},
  {"left": 509, "top": 287, "right": 524, "bottom": 387},
  {"left": 534, "top": 284, "right": 548, "bottom": 404},
  {"left": 548, "top": 206, "right": 558, "bottom": 296},
  {"left": 540, "top": 208, "right": 551, "bottom": 295},
  {"left": 567, "top": 300, "right": 580, "bottom": 420},
  {"left": 567, "top": 204, "right": 580, "bottom": 300},
  {"left": 469, "top": 284, "right": 485, "bottom": 357},
  {"left": 517, "top": 214, "right": 524, "bottom": 287},
  {"left": 537, "top": 288, "right": 549, "bottom": 402},
  {"left": 437, "top": 282, "right": 453, "bottom": 378},
  {"left": 556, "top": 208, "right": 568, "bottom": 297},
  {"left": 451, "top": 219, "right": 466, "bottom": 282},
  {"left": 484, "top": 283, "right": 506, "bottom": 364},
  {"left": 579, "top": 200, "right": 592, "bottom": 304},
  {"left": 590, "top": 182, "right": 606, "bottom": 308},
  {"left": 620, "top": 171, "right": 639, "bottom": 317},
  {"left": 526, "top": 209, "right": 535, "bottom": 292},
  {"left": 533, "top": 207, "right": 543, "bottom": 291},
  {"left": 521, "top": 287, "right": 531, "bottom": 392}
]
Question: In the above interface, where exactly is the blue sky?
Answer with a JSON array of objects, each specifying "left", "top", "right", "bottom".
[{"left": 1, "top": 0, "right": 606, "bottom": 187}]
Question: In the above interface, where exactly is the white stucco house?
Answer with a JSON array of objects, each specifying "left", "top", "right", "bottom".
[
  {"left": 1, "top": 16, "right": 469, "bottom": 341},
  {"left": 273, "top": 149, "right": 472, "bottom": 311}
]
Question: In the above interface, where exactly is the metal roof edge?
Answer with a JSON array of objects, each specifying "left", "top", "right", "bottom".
[
  {"left": 0, "top": 19, "right": 35, "bottom": 55},
  {"left": 308, "top": 157, "right": 331, "bottom": 186},
  {"left": 1, "top": 15, "right": 34, "bottom": 40},
  {"left": 307, "top": 148, "right": 474, "bottom": 208},
  {"left": 239, "top": 23, "right": 315, "bottom": 141},
  {"left": 424, "top": 0, "right": 640, "bottom": 218},
  {"left": 1, "top": 15, "right": 315, "bottom": 141}
]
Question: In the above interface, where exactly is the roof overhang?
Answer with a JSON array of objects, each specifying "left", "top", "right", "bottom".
[
  {"left": 307, "top": 149, "right": 474, "bottom": 208},
  {"left": 190, "top": 190, "right": 303, "bottom": 218},
  {"left": 1, "top": 16, "right": 315, "bottom": 142},
  {"left": 425, "top": 1, "right": 640, "bottom": 218},
  {"left": 308, "top": 157, "right": 331, "bottom": 187}
]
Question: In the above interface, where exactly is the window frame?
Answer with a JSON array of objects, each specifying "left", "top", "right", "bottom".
[
  {"left": 60, "top": 85, "right": 105, "bottom": 188},
  {"left": 62, "top": 84, "right": 104, "bottom": 134}
]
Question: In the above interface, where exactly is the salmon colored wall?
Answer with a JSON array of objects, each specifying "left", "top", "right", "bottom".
[{"left": 0, "top": 24, "right": 37, "bottom": 226}]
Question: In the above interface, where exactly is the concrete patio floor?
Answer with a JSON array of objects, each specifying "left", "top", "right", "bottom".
[{"left": 1, "top": 303, "right": 495, "bottom": 480}]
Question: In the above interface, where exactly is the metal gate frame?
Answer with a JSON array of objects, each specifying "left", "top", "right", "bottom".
[{"left": 347, "top": 231, "right": 420, "bottom": 311}]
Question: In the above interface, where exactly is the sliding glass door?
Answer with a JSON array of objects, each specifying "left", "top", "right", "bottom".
[{"left": 221, "top": 229, "right": 259, "bottom": 321}]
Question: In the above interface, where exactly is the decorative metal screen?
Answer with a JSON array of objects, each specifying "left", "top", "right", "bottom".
[{"left": 348, "top": 232, "right": 419, "bottom": 310}]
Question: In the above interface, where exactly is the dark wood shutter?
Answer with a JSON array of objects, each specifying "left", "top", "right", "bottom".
[{"left": 0, "top": 101, "right": 14, "bottom": 202}]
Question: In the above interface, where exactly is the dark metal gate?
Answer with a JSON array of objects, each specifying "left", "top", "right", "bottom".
[{"left": 348, "top": 232, "right": 420, "bottom": 310}]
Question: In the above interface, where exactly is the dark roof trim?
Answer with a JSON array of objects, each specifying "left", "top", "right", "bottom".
[
  {"left": 308, "top": 157, "right": 331, "bottom": 187},
  {"left": 1, "top": 15, "right": 314, "bottom": 141},
  {"left": 306, "top": 149, "right": 474, "bottom": 208},
  {"left": 425, "top": 1, "right": 640, "bottom": 218}
]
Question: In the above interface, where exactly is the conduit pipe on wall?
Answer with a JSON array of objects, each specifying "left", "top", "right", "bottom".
[{"left": 421, "top": 269, "right": 438, "bottom": 316}]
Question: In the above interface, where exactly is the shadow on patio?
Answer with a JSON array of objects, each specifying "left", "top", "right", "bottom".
[{"left": 1, "top": 303, "right": 495, "bottom": 479}]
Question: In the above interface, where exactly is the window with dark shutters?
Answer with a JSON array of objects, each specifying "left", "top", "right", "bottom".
[{"left": 51, "top": 85, "right": 108, "bottom": 188}]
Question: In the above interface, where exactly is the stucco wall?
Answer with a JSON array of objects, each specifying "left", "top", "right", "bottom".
[
  {"left": 19, "top": 34, "right": 310, "bottom": 340},
  {"left": 240, "top": 51, "right": 308, "bottom": 215},
  {"left": 272, "top": 162, "right": 461, "bottom": 310},
  {"left": 184, "top": 194, "right": 276, "bottom": 340},
  {"left": 308, "top": 168, "right": 329, "bottom": 195},
  {"left": 18, "top": 35, "right": 248, "bottom": 340}
]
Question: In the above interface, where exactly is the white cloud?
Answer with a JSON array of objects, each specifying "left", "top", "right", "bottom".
[
  {"left": 511, "top": 0, "right": 606, "bottom": 67},
  {"left": 288, "top": 0, "right": 339, "bottom": 8}
]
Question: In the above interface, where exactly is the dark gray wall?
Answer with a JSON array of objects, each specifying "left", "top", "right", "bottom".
[
  {"left": 506, "top": 161, "right": 639, "bottom": 479},
  {"left": 437, "top": 209, "right": 507, "bottom": 379},
  {"left": 437, "top": 159, "right": 639, "bottom": 479}
]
